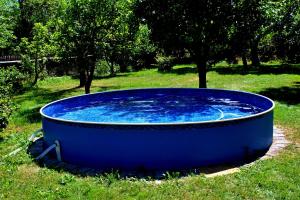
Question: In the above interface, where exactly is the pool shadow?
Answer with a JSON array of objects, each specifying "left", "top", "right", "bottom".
[
  {"left": 258, "top": 82, "right": 300, "bottom": 105},
  {"left": 27, "top": 138, "right": 267, "bottom": 180}
]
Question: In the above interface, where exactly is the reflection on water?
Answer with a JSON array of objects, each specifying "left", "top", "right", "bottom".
[{"left": 53, "top": 94, "right": 264, "bottom": 123}]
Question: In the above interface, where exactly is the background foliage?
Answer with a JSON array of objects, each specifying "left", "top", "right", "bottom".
[{"left": 0, "top": 0, "right": 299, "bottom": 130}]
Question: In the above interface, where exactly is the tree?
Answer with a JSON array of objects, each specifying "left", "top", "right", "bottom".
[
  {"left": 229, "top": 0, "right": 298, "bottom": 67},
  {"left": 16, "top": 23, "right": 57, "bottom": 86},
  {"left": 269, "top": 0, "right": 300, "bottom": 63},
  {"left": 102, "top": 2, "right": 156, "bottom": 74},
  {"left": 283, "top": 1, "right": 300, "bottom": 63},
  {"left": 61, "top": 0, "right": 118, "bottom": 93},
  {"left": 15, "top": 0, "right": 66, "bottom": 40},
  {"left": 136, "top": 0, "right": 232, "bottom": 88},
  {"left": 228, "top": 0, "right": 266, "bottom": 67},
  {"left": 0, "top": 0, "right": 17, "bottom": 51},
  {"left": 101, "top": 0, "right": 138, "bottom": 75},
  {"left": 0, "top": 67, "right": 24, "bottom": 131},
  {"left": 131, "top": 24, "right": 156, "bottom": 70}
]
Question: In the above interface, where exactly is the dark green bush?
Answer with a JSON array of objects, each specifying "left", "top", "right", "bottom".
[
  {"left": 0, "top": 66, "right": 24, "bottom": 131},
  {"left": 0, "top": 90, "right": 14, "bottom": 130},
  {"left": 156, "top": 54, "right": 175, "bottom": 72}
]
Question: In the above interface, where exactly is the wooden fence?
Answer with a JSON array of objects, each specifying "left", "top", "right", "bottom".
[{"left": 0, "top": 55, "right": 21, "bottom": 61}]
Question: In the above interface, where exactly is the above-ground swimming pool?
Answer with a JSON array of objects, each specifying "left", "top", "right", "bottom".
[{"left": 40, "top": 88, "right": 274, "bottom": 170}]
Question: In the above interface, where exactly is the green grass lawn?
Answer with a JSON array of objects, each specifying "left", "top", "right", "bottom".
[{"left": 1, "top": 63, "right": 300, "bottom": 199}]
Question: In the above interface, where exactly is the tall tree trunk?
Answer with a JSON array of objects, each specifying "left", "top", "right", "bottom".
[
  {"left": 242, "top": 52, "right": 248, "bottom": 68},
  {"left": 119, "top": 54, "right": 127, "bottom": 73},
  {"left": 32, "top": 53, "right": 39, "bottom": 86},
  {"left": 85, "top": 57, "right": 96, "bottom": 94},
  {"left": 17, "top": 0, "right": 32, "bottom": 39},
  {"left": 196, "top": 58, "right": 207, "bottom": 88},
  {"left": 195, "top": 46, "right": 208, "bottom": 88},
  {"left": 79, "top": 70, "right": 86, "bottom": 87},
  {"left": 119, "top": 64, "right": 127, "bottom": 73},
  {"left": 78, "top": 58, "right": 86, "bottom": 87},
  {"left": 250, "top": 40, "right": 260, "bottom": 66},
  {"left": 109, "top": 62, "right": 115, "bottom": 77}
]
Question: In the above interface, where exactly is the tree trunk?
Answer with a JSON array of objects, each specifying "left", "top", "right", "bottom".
[
  {"left": 242, "top": 53, "right": 248, "bottom": 68},
  {"left": 84, "top": 71, "right": 90, "bottom": 94},
  {"left": 32, "top": 54, "right": 39, "bottom": 86},
  {"left": 85, "top": 57, "right": 96, "bottom": 94},
  {"left": 109, "top": 62, "right": 115, "bottom": 77},
  {"left": 119, "top": 64, "right": 127, "bottom": 73},
  {"left": 250, "top": 40, "right": 260, "bottom": 66},
  {"left": 79, "top": 70, "right": 86, "bottom": 87},
  {"left": 17, "top": 0, "right": 32, "bottom": 39},
  {"left": 78, "top": 57, "right": 86, "bottom": 87},
  {"left": 196, "top": 58, "right": 207, "bottom": 88},
  {"left": 119, "top": 55, "right": 127, "bottom": 73}
]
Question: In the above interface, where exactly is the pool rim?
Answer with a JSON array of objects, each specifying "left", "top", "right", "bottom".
[{"left": 40, "top": 88, "right": 275, "bottom": 126}]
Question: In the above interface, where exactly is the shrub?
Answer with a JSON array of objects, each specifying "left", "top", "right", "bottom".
[
  {"left": 156, "top": 54, "right": 175, "bottom": 72},
  {"left": 94, "top": 60, "right": 120, "bottom": 77},
  {"left": 0, "top": 66, "right": 24, "bottom": 131},
  {"left": 0, "top": 89, "right": 15, "bottom": 130}
]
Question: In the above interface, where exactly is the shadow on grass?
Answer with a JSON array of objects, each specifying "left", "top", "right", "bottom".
[
  {"left": 18, "top": 106, "right": 43, "bottom": 123},
  {"left": 94, "top": 85, "right": 121, "bottom": 92},
  {"left": 158, "top": 66, "right": 197, "bottom": 75},
  {"left": 94, "top": 74, "right": 130, "bottom": 79},
  {"left": 16, "top": 85, "right": 120, "bottom": 124},
  {"left": 15, "top": 87, "right": 79, "bottom": 124},
  {"left": 71, "top": 73, "right": 130, "bottom": 80},
  {"left": 259, "top": 82, "right": 300, "bottom": 105},
  {"left": 158, "top": 63, "right": 300, "bottom": 76},
  {"left": 213, "top": 63, "right": 300, "bottom": 75},
  {"left": 17, "top": 87, "right": 79, "bottom": 106},
  {"left": 28, "top": 138, "right": 266, "bottom": 180}
]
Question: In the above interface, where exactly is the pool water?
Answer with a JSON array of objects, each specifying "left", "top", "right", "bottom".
[{"left": 52, "top": 94, "right": 264, "bottom": 123}]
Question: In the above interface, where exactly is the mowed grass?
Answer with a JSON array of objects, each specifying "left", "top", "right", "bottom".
[{"left": 0, "top": 63, "right": 299, "bottom": 199}]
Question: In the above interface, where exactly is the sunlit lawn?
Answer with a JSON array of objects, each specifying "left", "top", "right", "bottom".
[{"left": 0, "top": 63, "right": 299, "bottom": 199}]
